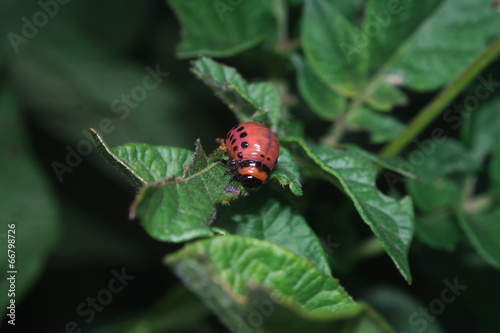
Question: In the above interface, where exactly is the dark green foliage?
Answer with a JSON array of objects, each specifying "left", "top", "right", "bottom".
[{"left": 2, "top": 0, "right": 500, "bottom": 332}]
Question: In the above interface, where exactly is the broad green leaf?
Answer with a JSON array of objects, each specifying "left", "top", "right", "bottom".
[
  {"left": 345, "top": 107, "right": 405, "bottom": 144},
  {"left": 365, "top": 0, "right": 500, "bottom": 91},
  {"left": 406, "top": 140, "right": 479, "bottom": 213},
  {"left": 191, "top": 57, "right": 282, "bottom": 129},
  {"left": 302, "top": 0, "right": 500, "bottom": 111},
  {"left": 283, "top": 137, "right": 414, "bottom": 283},
  {"left": 168, "top": 0, "right": 277, "bottom": 58},
  {"left": 166, "top": 236, "right": 394, "bottom": 333},
  {"left": 467, "top": 96, "right": 500, "bottom": 160},
  {"left": 415, "top": 214, "right": 461, "bottom": 251},
  {"left": 343, "top": 144, "right": 418, "bottom": 180},
  {"left": 270, "top": 145, "right": 303, "bottom": 196},
  {"left": 91, "top": 128, "right": 194, "bottom": 188},
  {"left": 291, "top": 54, "right": 346, "bottom": 121},
  {"left": 130, "top": 140, "right": 242, "bottom": 242},
  {"left": 457, "top": 209, "right": 500, "bottom": 269},
  {"left": 0, "top": 89, "right": 60, "bottom": 325},
  {"left": 489, "top": 146, "right": 500, "bottom": 200},
  {"left": 333, "top": 0, "right": 365, "bottom": 21},
  {"left": 218, "top": 199, "right": 330, "bottom": 275},
  {"left": 301, "top": 0, "right": 368, "bottom": 97}
]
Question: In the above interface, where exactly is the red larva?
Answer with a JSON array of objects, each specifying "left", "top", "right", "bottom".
[{"left": 218, "top": 122, "right": 279, "bottom": 188}]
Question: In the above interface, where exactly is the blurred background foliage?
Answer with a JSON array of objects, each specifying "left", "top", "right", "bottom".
[{"left": 0, "top": 0, "right": 499, "bottom": 332}]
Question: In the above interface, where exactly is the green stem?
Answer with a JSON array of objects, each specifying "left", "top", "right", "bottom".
[
  {"left": 350, "top": 236, "right": 386, "bottom": 261},
  {"left": 380, "top": 36, "right": 500, "bottom": 157}
]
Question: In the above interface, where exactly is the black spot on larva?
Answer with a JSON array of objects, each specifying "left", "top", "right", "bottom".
[
  {"left": 232, "top": 125, "right": 239, "bottom": 130},
  {"left": 237, "top": 126, "right": 244, "bottom": 132},
  {"left": 240, "top": 132, "right": 247, "bottom": 138},
  {"left": 241, "top": 141, "right": 249, "bottom": 148},
  {"left": 231, "top": 139, "right": 236, "bottom": 145},
  {"left": 237, "top": 152, "right": 243, "bottom": 159},
  {"left": 260, "top": 154, "right": 265, "bottom": 158},
  {"left": 267, "top": 157, "right": 271, "bottom": 161},
  {"left": 226, "top": 132, "right": 230, "bottom": 138},
  {"left": 233, "top": 146, "right": 238, "bottom": 151},
  {"left": 230, "top": 134, "right": 234, "bottom": 141}
]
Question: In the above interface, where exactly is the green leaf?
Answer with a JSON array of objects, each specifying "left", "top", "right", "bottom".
[
  {"left": 270, "top": 145, "right": 303, "bottom": 196},
  {"left": 166, "top": 236, "right": 394, "bottom": 333},
  {"left": 301, "top": 0, "right": 368, "bottom": 97},
  {"left": 457, "top": 209, "right": 500, "bottom": 269},
  {"left": 364, "top": 0, "right": 500, "bottom": 91},
  {"left": 406, "top": 140, "right": 479, "bottom": 213},
  {"left": 343, "top": 144, "right": 419, "bottom": 180},
  {"left": 489, "top": 147, "right": 500, "bottom": 200},
  {"left": 345, "top": 107, "right": 405, "bottom": 144},
  {"left": 291, "top": 54, "right": 346, "bottom": 121},
  {"left": 468, "top": 96, "right": 500, "bottom": 160},
  {"left": 130, "top": 139, "right": 242, "bottom": 242},
  {"left": 283, "top": 137, "right": 414, "bottom": 283},
  {"left": 168, "top": 0, "right": 277, "bottom": 58},
  {"left": 363, "top": 286, "right": 445, "bottom": 333},
  {"left": 302, "top": 0, "right": 500, "bottom": 111},
  {"left": 415, "top": 214, "right": 461, "bottom": 251},
  {"left": 218, "top": 199, "right": 330, "bottom": 275},
  {"left": 191, "top": 57, "right": 282, "bottom": 128},
  {"left": 91, "top": 128, "right": 194, "bottom": 188},
  {"left": 0, "top": 89, "right": 60, "bottom": 325}
]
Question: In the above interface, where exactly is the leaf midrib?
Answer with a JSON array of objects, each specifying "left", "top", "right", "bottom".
[{"left": 351, "top": 0, "right": 449, "bottom": 108}]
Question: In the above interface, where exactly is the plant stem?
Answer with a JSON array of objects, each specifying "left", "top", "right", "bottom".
[
  {"left": 350, "top": 236, "right": 386, "bottom": 261},
  {"left": 380, "top": 36, "right": 500, "bottom": 157}
]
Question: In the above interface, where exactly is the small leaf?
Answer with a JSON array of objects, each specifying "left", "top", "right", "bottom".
[
  {"left": 218, "top": 199, "right": 330, "bottom": 275},
  {"left": 406, "top": 140, "right": 479, "bottom": 213},
  {"left": 343, "top": 144, "right": 418, "bottom": 180},
  {"left": 302, "top": 0, "right": 500, "bottom": 111},
  {"left": 168, "top": 0, "right": 277, "bottom": 58},
  {"left": 345, "top": 107, "right": 406, "bottom": 144},
  {"left": 131, "top": 139, "right": 242, "bottom": 242},
  {"left": 291, "top": 54, "right": 346, "bottom": 121},
  {"left": 301, "top": 0, "right": 368, "bottom": 96},
  {"left": 166, "top": 236, "right": 394, "bottom": 333},
  {"left": 457, "top": 209, "right": 500, "bottom": 269},
  {"left": 191, "top": 57, "right": 282, "bottom": 128},
  {"left": 489, "top": 147, "right": 500, "bottom": 200},
  {"left": 270, "top": 145, "right": 303, "bottom": 196},
  {"left": 365, "top": 0, "right": 500, "bottom": 91},
  {"left": 92, "top": 128, "right": 194, "bottom": 188},
  {"left": 468, "top": 96, "right": 500, "bottom": 160},
  {"left": 283, "top": 137, "right": 414, "bottom": 283},
  {"left": 415, "top": 214, "right": 461, "bottom": 251},
  {"left": 363, "top": 286, "right": 445, "bottom": 333}
]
